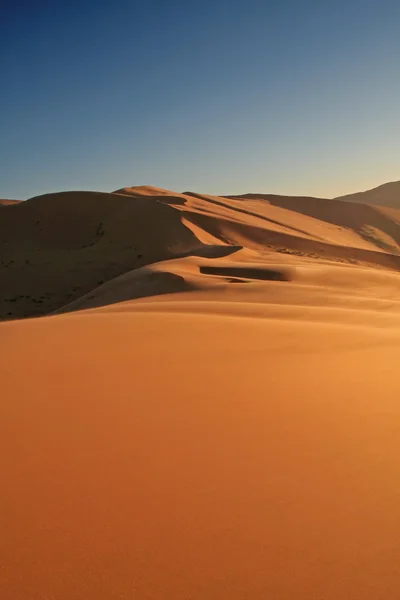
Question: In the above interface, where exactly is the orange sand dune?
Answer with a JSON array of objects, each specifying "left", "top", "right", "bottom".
[
  {"left": 2, "top": 186, "right": 400, "bottom": 319},
  {"left": 0, "top": 190, "right": 204, "bottom": 319},
  {"left": 0, "top": 198, "right": 21, "bottom": 205},
  {"left": 227, "top": 192, "right": 400, "bottom": 252},
  {"left": 2, "top": 184, "right": 400, "bottom": 598},
  {"left": 335, "top": 180, "right": 400, "bottom": 208},
  {"left": 113, "top": 184, "right": 189, "bottom": 199}
]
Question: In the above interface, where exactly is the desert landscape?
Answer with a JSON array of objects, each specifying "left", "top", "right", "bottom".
[{"left": 2, "top": 181, "right": 400, "bottom": 599}]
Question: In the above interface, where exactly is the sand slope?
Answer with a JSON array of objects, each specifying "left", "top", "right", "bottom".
[
  {"left": 335, "top": 180, "right": 400, "bottom": 208},
  {"left": 3, "top": 297, "right": 400, "bottom": 599},
  {"left": 0, "top": 190, "right": 204, "bottom": 319},
  {"left": 2, "top": 184, "right": 400, "bottom": 598},
  {"left": 3, "top": 185, "right": 400, "bottom": 319},
  {"left": 0, "top": 198, "right": 21, "bottom": 205}
]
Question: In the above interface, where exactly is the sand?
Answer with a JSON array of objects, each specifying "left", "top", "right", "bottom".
[
  {"left": 0, "top": 199, "right": 21, "bottom": 205},
  {"left": 2, "top": 185, "right": 400, "bottom": 599},
  {"left": 335, "top": 180, "right": 400, "bottom": 208}
]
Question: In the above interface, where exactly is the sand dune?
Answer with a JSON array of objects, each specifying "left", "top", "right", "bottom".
[
  {"left": 335, "top": 180, "right": 400, "bottom": 208},
  {"left": 113, "top": 184, "right": 189, "bottom": 201},
  {"left": 0, "top": 190, "right": 204, "bottom": 319},
  {"left": 227, "top": 192, "right": 400, "bottom": 252},
  {"left": 2, "top": 183, "right": 400, "bottom": 598},
  {"left": 0, "top": 198, "right": 21, "bottom": 205},
  {"left": 3, "top": 186, "right": 400, "bottom": 319}
]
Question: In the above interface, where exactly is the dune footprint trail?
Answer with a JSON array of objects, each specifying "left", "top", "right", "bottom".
[{"left": 2, "top": 185, "right": 400, "bottom": 599}]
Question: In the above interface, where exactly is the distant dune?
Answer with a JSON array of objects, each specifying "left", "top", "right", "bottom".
[
  {"left": 2, "top": 183, "right": 400, "bottom": 599},
  {"left": 2, "top": 185, "right": 400, "bottom": 319},
  {"left": 335, "top": 180, "right": 400, "bottom": 208},
  {"left": 0, "top": 198, "right": 21, "bottom": 205}
]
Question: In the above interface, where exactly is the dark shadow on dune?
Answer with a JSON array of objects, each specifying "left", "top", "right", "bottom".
[
  {"left": 112, "top": 190, "right": 188, "bottom": 206},
  {"left": 192, "top": 245, "right": 243, "bottom": 258},
  {"left": 200, "top": 265, "right": 291, "bottom": 282},
  {"left": 226, "top": 278, "right": 250, "bottom": 283},
  {"left": 154, "top": 195, "right": 187, "bottom": 206}
]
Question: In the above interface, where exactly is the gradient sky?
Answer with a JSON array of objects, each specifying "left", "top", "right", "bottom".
[{"left": 1, "top": 0, "right": 399, "bottom": 199}]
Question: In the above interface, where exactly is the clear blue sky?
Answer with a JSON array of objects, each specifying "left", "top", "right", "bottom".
[{"left": 1, "top": 0, "right": 399, "bottom": 199}]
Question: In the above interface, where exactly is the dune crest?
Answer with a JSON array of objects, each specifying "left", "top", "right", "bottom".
[
  {"left": 0, "top": 198, "right": 21, "bottom": 205},
  {"left": 335, "top": 180, "right": 400, "bottom": 208}
]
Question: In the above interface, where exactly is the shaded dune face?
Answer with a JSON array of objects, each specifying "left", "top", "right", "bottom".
[
  {"left": 199, "top": 265, "right": 291, "bottom": 281},
  {"left": 0, "top": 191, "right": 203, "bottom": 319},
  {"left": 3, "top": 184, "right": 400, "bottom": 599},
  {"left": 335, "top": 180, "right": 400, "bottom": 208},
  {"left": 0, "top": 199, "right": 21, "bottom": 205}
]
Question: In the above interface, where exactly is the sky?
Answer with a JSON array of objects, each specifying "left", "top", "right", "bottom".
[{"left": 1, "top": 0, "right": 399, "bottom": 199}]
